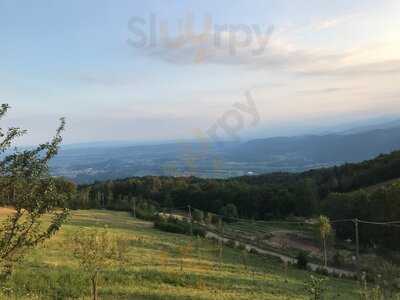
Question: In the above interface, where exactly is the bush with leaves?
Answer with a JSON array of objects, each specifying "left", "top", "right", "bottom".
[
  {"left": 296, "top": 251, "right": 309, "bottom": 270},
  {"left": 219, "top": 203, "right": 238, "bottom": 222},
  {"left": 192, "top": 209, "right": 204, "bottom": 223},
  {"left": 225, "top": 239, "right": 236, "bottom": 249},
  {"left": 154, "top": 217, "right": 206, "bottom": 237},
  {"left": 367, "top": 262, "right": 400, "bottom": 299},
  {"left": 359, "top": 272, "right": 385, "bottom": 300},
  {"left": 0, "top": 104, "right": 69, "bottom": 280},
  {"left": 305, "top": 275, "right": 327, "bottom": 300},
  {"left": 332, "top": 251, "right": 345, "bottom": 268},
  {"left": 71, "top": 228, "right": 126, "bottom": 300},
  {"left": 134, "top": 199, "right": 158, "bottom": 221}
]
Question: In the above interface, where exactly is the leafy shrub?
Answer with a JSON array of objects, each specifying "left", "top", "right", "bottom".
[
  {"left": 135, "top": 208, "right": 157, "bottom": 221},
  {"left": 134, "top": 200, "right": 158, "bottom": 221},
  {"left": 305, "top": 275, "right": 327, "bottom": 300},
  {"left": 219, "top": 203, "right": 239, "bottom": 223},
  {"left": 315, "top": 267, "right": 330, "bottom": 276},
  {"left": 192, "top": 227, "right": 206, "bottom": 237},
  {"left": 296, "top": 251, "right": 309, "bottom": 270},
  {"left": 249, "top": 248, "right": 259, "bottom": 255},
  {"left": 237, "top": 243, "right": 246, "bottom": 251},
  {"left": 211, "top": 214, "right": 221, "bottom": 226},
  {"left": 192, "top": 209, "right": 204, "bottom": 223},
  {"left": 154, "top": 218, "right": 206, "bottom": 237},
  {"left": 225, "top": 239, "right": 236, "bottom": 248},
  {"left": 332, "top": 251, "right": 345, "bottom": 267}
]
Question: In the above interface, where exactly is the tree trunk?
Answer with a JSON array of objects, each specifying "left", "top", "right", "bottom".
[
  {"left": 91, "top": 273, "right": 98, "bottom": 300},
  {"left": 323, "top": 238, "right": 327, "bottom": 268}
]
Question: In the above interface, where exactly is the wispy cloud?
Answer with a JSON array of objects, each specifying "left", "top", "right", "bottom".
[
  {"left": 299, "top": 59, "right": 400, "bottom": 77},
  {"left": 144, "top": 29, "right": 400, "bottom": 82},
  {"left": 144, "top": 32, "right": 348, "bottom": 73},
  {"left": 138, "top": 10, "right": 394, "bottom": 79},
  {"left": 296, "top": 87, "right": 361, "bottom": 95}
]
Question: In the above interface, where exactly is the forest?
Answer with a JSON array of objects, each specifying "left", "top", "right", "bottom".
[{"left": 69, "top": 150, "right": 400, "bottom": 213}]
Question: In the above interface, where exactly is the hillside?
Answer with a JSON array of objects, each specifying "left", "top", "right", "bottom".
[
  {"left": 68, "top": 150, "right": 400, "bottom": 256},
  {"left": 1, "top": 210, "right": 358, "bottom": 299}
]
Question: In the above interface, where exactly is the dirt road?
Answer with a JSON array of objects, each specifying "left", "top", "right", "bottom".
[{"left": 205, "top": 231, "right": 355, "bottom": 278}]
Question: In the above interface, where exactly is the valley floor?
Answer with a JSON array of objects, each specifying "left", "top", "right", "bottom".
[{"left": 2, "top": 210, "right": 360, "bottom": 299}]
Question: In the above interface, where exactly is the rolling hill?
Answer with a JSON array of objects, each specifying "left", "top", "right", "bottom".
[{"left": 0, "top": 210, "right": 359, "bottom": 299}]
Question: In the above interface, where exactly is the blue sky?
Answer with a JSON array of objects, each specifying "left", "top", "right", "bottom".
[{"left": 1, "top": 0, "right": 400, "bottom": 144}]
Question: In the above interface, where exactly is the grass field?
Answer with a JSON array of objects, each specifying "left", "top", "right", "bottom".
[{"left": 1, "top": 210, "right": 360, "bottom": 299}]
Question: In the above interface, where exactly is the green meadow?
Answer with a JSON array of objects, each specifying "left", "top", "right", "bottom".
[{"left": 1, "top": 210, "right": 359, "bottom": 299}]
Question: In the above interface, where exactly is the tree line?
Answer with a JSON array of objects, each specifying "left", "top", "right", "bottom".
[{"left": 70, "top": 150, "right": 400, "bottom": 219}]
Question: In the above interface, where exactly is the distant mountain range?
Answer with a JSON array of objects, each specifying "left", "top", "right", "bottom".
[
  {"left": 229, "top": 126, "right": 400, "bottom": 163},
  {"left": 50, "top": 120, "right": 400, "bottom": 183}
]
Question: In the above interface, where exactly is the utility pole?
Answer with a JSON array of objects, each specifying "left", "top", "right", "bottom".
[
  {"left": 188, "top": 205, "right": 193, "bottom": 237},
  {"left": 353, "top": 218, "right": 360, "bottom": 273}
]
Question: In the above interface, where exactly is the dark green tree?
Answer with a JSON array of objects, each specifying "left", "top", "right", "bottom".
[
  {"left": 0, "top": 104, "right": 69, "bottom": 278},
  {"left": 192, "top": 209, "right": 204, "bottom": 223},
  {"left": 220, "top": 203, "right": 238, "bottom": 220}
]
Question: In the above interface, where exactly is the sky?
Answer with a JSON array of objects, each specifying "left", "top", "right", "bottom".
[{"left": 1, "top": 0, "right": 400, "bottom": 145}]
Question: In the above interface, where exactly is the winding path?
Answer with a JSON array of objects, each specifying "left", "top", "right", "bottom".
[
  {"left": 156, "top": 211, "right": 356, "bottom": 277},
  {"left": 205, "top": 231, "right": 355, "bottom": 278}
]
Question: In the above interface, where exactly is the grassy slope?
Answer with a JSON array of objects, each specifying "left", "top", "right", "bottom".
[{"left": 3, "top": 210, "right": 359, "bottom": 299}]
